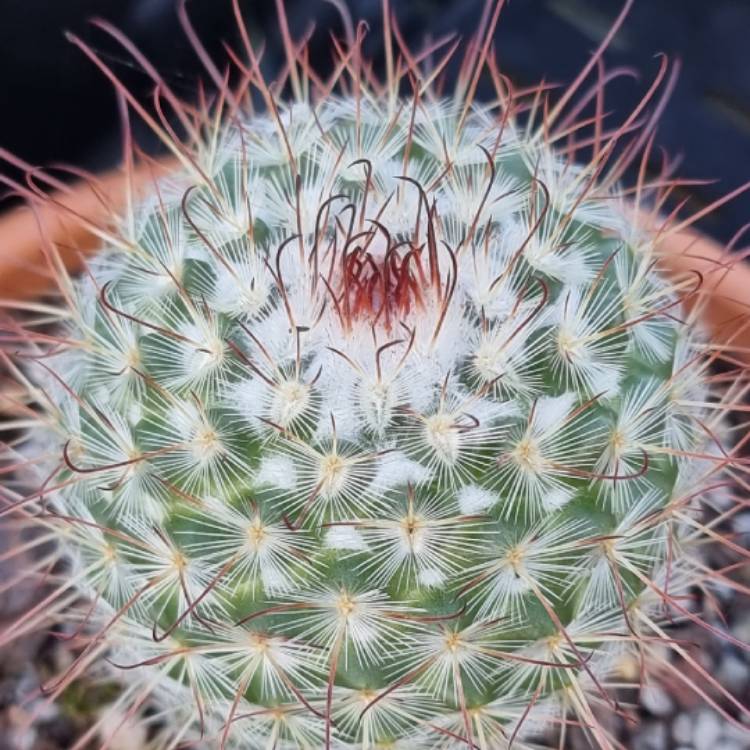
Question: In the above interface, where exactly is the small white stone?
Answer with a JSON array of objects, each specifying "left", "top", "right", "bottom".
[
  {"left": 723, "top": 720, "right": 750, "bottom": 744},
  {"left": 717, "top": 653, "right": 749, "bottom": 693},
  {"left": 672, "top": 713, "right": 693, "bottom": 745},
  {"left": 693, "top": 709, "right": 722, "bottom": 750},
  {"left": 634, "top": 721, "right": 668, "bottom": 750},
  {"left": 714, "top": 741, "right": 744, "bottom": 750},
  {"left": 97, "top": 707, "right": 148, "bottom": 750},
  {"left": 640, "top": 683, "right": 673, "bottom": 717},
  {"left": 731, "top": 616, "right": 750, "bottom": 645}
]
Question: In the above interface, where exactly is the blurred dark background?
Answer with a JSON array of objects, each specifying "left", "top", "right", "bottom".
[{"left": 0, "top": 0, "right": 748, "bottom": 243}]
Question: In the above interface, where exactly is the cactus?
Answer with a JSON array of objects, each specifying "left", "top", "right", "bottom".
[{"left": 1, "top": 3, "right": 747, "bottom": 749}]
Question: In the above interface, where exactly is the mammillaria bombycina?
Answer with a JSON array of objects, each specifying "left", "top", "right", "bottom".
[{"left": 2, "top": 2, "right": 748, "bottom": 748}]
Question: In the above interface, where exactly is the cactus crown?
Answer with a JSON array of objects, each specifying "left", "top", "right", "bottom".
[{"left": 1, "top": 3, "right": 743, "bottom": 749}]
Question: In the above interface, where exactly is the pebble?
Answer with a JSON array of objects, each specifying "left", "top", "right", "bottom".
[
  {"left": 723, "top": 722, "right": 750, "bottom": 744},
  {"left": 633, "top": 721, "right": 668, "bottom": 750},
  {"left": 717, "top": 652, "right": 749, "bottom": 693},
  {"left": 732, "top": 511, "right": 750, "bottom": 538},
  {"left": 640, "top": 683, "right": 673, "bottom": 717},
  {"left": 732, "top": 613, "right": 750, "bottom": 645},
  {"left": 693, "top": 709, "right": 722, "bottom": 750},
  {"left": 673, "top": 713, "right": 694, "bottom": 745},
  {"left": 97, "top": 706, "right": 148, "bottom": 750}
]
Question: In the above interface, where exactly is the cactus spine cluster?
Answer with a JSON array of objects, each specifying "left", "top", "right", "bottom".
[{"left": 1, "top": 4, "right": 743, "bottom": 750}]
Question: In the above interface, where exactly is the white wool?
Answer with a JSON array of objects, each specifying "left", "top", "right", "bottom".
[
  {"left": 261, "top": 567, "right": 292, "bottom": 591},
  {"left": 457, "top": 484, "right": 498, "bottom": 514},
  {"left": 209, "top": 255, "right": 271, "bottom": 320},
  {"left": 373, "top": 451, "right": 432, "bottom": 490},
  {"left": 471, "top": 395, "right": 520, "bottom": 425},
  {"left": 586, "top": 364, "right": 622, "bottom": 398},
  {"left": 310, "top": 360, "right": 361, "bottom": 443},
  {"left": 533, "top": 393, "right": 578, "bottom": 435},
  {"left": 418, "top": 567, "right": 446, "bottom": 587},
  {"left": 358, "top": 377, "right": 401, "bottom": 436},
  {"left": 401, "top": 360, "right": 442, "bottom": 414},
  {"left": 231, "top": 376, "right": 268, "bottom": 428},
  {"left": 540, "top": 487, "right": 574, "bottom": 512},
  {"left": 256, "top": 454, "right": 297, "bottom": 491},
  {"left": 325, "top": 525, "right": 369, "bottom": 551},
  {"left": 437, "top": 166, "right": 524, "bottom": 235},
  {"left": 247, "top": 305, "right": 297, "bottom": 364}
]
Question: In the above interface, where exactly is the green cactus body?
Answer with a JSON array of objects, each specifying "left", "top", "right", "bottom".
[{"left": 25, "top": 95, "right": 709, "bottom": 748}]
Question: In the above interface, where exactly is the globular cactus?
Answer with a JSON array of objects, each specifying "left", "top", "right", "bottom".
[{"left": 2, "top": 2, "right": 748, "bottom": 749}]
